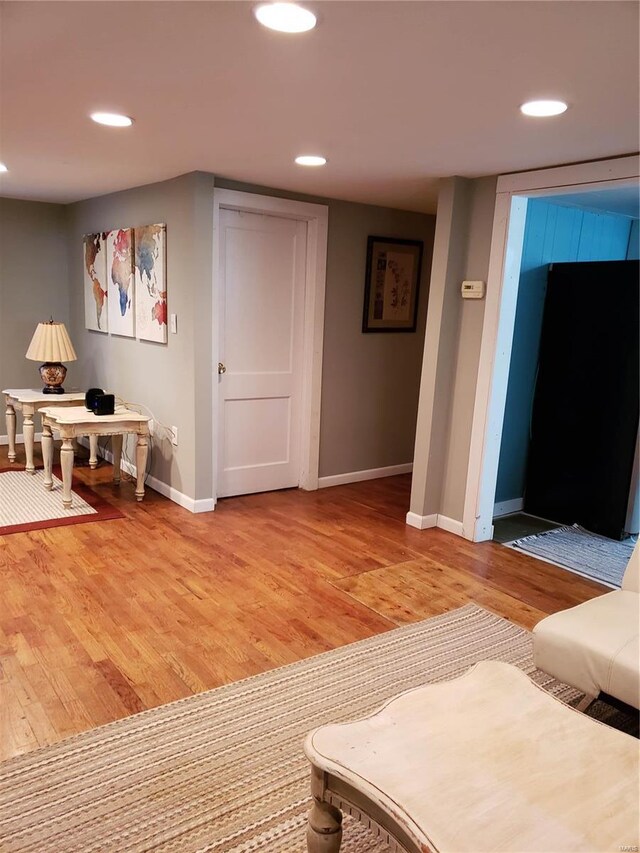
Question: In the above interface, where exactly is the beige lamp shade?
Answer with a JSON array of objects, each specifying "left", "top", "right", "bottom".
[{"left": 26, "top": 321, "right": 77, "bottom": 362}]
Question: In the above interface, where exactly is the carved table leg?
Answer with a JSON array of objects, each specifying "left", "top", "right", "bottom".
[
  {"left": 307, "top": 799, "right": 343, "bottom": 853},
  {"left": 135, "top": 434, "right": 148, "bottom": 501},
  {"left": 88, "top": 434, "right": 99, "bottom": 469},
  {"left": 23, "top": 408, "right": 35, "bottom": 474},
  {"left": 60, "top": 436, "right": 75, "bottom": 508},
  {"left": 112, "top": 434, "right": 123, "bottom": 484},
  {"left": 42, "top": 423, "right": 54, "bottom": 490},
  {"left": 5, "top": 403, "right": 16, "bottom": 462}
]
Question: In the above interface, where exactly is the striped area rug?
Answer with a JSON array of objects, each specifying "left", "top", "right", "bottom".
[
  {"left": 512, "top": 524, "right": 635, "bottom": 588},
  {"left": 0, "top": 604, "right": 634, "bottom": 853},
  {"left": 0, "top": 467, "right": 122, "bottom": 535}
]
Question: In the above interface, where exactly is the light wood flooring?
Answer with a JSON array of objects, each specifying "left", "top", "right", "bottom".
[{"left": 0, "top": 446, "right": 607, "bottom": 761}]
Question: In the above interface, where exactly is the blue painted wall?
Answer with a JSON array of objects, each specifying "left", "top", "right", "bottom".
[
  {"left": 628, "top": 219, "right": 640, "bottom": 259},
  {"left": 495, "top": 200, "right": 634, "bottom": 505}
]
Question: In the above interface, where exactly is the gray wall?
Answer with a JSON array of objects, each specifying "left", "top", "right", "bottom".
[
  {"left": 320, "top": 202, "right": 433, "bottom": 475},
  {"left": 215, "top": 178, "right": 435, "bottom": 478},
  {"left": 440, "top": 177, "right": 497, "bottom": 520},
  {"left": 66, "top": 172, "right": 214, "bottom": 501},
  {"left": 4, "top": 171, "right": 434, "bottom": 500},
  {"left": 410, "top": 177, "right": 472, "bottom": 519},
  {"left": 410, "top": 175, "right": 497, "bottom": 524},
  {"left": 0, "top": 198, "right": 71, "bottom": 404}
]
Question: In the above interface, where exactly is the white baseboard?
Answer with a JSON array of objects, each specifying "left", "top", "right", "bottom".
[
  {"left": 493, "top": 498, "right": 524, "bottom": 518},
  {"left": 146, "top": 475, "right": 215, "bottom": 514},
  {"left": 406, "top": 511, "right": 465, "bottom": 536},
  {"left": 406, "top": 511, "right": 438, "bottom": 530},
  {"left": 77, "top": 437, "right": 215, "bottom": 515},
  {"left": 1, "top": 432, "right": 43, "bottom": 446},
  {"left": 142, "top": 468, "right": 214, "bottom": 514},
  {"left": 436, "top": 514, "right": 465, "bottom": 536},
  {"left": 318, "top": 462, "right": 413, "bottom": 489}
]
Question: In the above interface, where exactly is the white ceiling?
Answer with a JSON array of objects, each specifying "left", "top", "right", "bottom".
[{"left": 0, "top": 1, "right": 638, "bottom": 213}]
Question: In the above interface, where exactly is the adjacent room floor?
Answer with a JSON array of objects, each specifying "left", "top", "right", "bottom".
[
  {"left": 0, "top": 446, "right": 608, "bottom": 762},
  {"left": 492, "top": 511, "right": 561, "bottom": 544}
]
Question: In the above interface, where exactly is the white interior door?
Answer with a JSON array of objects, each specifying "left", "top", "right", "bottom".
[{"left": 217, "top": 208, "right": 307, "bottom": 498}]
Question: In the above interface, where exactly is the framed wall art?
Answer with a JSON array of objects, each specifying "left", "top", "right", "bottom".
[{"left": 362, "top": 236, "right": 423, "bottom": 333}]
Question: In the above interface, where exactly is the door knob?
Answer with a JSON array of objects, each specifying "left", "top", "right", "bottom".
[{"left": 218, "top": 362, "right": 226, "bottom": 375}]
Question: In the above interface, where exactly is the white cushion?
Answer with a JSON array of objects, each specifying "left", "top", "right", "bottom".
[{"left": 533, "top": 589, "right": 640, "bottom": 709}]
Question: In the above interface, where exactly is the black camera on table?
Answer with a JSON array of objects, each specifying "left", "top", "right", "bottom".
[{"left": 85, "top": 388, "right": 115, "bottom": 416}]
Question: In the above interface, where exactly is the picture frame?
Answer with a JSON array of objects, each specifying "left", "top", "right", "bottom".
[{"left": 362, "top": 235, "right": 423, "bottom": 333}]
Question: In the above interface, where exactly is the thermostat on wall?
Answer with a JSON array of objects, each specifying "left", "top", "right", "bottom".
[{"left": 461, "top": 280, "right": 485, "bottom": 299}]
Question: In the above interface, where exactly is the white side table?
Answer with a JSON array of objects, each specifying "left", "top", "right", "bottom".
[
  {"left": 41, "top": 405, "right": 150, "bottom": 508},
  {"left": 305, "top": 661, "right": 639, "bottom": 853},
  {"left": 3, "top": 388, "right": 99, "bottom": 473}
]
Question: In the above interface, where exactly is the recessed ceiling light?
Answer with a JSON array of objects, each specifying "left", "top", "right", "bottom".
[
  {"left": 520, "top": 100, "right": 568, "bottom": 117},
  {"left": 90, "top": 112, "right": 134, "bottom": 127},
  {"left": 254, "top": 3, "right": 316, "bottom": 33},
  {"left": 0, "top": 163, "right": 7, "bottom": 173},
  {"left": 295, "top": 155, "right": 327, "bottom": 167}
]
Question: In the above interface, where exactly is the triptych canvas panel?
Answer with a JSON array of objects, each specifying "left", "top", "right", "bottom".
[
  {"left": 107, "top": 228, "right": 135, "bottom": 338},
  {"left": 83, "top": 223, "right": 167, "bottom": 343},
  {"left": 83, "top": 232, "right": 109, "bottom": 333},
  {"left": 134, "top": 224, "right": 167, "bottom": 344}
]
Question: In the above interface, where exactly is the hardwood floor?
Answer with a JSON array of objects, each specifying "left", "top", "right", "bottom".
[{"left": 0, "top": 446, "right": 607, "bottom": 761}]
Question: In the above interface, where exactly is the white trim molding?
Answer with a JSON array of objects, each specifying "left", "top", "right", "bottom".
[
  {"left": 497, "top": 156, "right": 640, "bottom": 194},
  {"left": 406, "top": 511, "right": 438, "bottom": 530},
  {"left": 145, "top": 472, "right": 214, "bottom": 514},
  {"left": 212, "top": 189, "right": 329, "bottom": 500},
  {"left": 463, "top": 155, "right": 640, "bottom": 543},
  {"left": 77, "top": 437, "right": 213, "bottom": 514},
  {"left": 493, "top": 498, "right": 524, "bottom": 518},
  {"left": 436, "top": 514, "right": 465, "bottom": 536},
  {"left": 463, "top": 193, "right": 529, "bottom": 542},
  {"left": 405, "top": 511, "right": 465, "bottom": 535},
  {"left": 319, "top": 463, "right": 412, "bottom": 489}
]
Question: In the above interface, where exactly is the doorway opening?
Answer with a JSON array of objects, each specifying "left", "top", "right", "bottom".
[{"left": 464, "top": 156, "right": 639, "bottom": 586}]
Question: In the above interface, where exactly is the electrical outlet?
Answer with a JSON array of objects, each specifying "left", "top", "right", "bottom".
[{"left": 170, "top": 426, "right": 178, "bottom": 446}]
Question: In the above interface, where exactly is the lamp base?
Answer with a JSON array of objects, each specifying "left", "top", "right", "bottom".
[{"left": 39, "top": 362, "right": 67, "bottom": 394}]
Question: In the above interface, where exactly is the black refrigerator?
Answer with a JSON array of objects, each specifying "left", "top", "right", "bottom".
[{"left": 524, "top": 259, "right": 639, "bottom": 540}]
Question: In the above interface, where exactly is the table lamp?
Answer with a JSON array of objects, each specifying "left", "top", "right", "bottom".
[{"left": 26, "top": 320, "right": 77, "bottom": 394}]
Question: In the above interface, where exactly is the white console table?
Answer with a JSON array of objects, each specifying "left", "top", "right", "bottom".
[
  {"left": 3, "top": 388, "right": 98, "bottom": 473},
  {"left": 41, "top": 406, "right": 150, "bottom": 508}
]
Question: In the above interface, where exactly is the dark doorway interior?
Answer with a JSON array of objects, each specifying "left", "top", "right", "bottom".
[{"left": 524, "top": 260, "right": 639, "bottom": 540}]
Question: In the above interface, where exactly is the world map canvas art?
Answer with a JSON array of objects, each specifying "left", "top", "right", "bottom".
[
  {"left": 83, "top": 233, "right": 109, "bottom": 333},
  {"left": 107, "top": 228, "right": 135, "bottom": 337},
  {"left": 83, "top": 224, "right": 167, "bottom": 342},
  {"left": 134, "top": 223, "right": 167, "bottom": 343}
]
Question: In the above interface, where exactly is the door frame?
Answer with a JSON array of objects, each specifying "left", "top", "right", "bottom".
[
  {"left": 212, "top": 189, "right": 329, "bottom": 504},
  {"left": 462, "top": 155, "right": 640, "bottom": 541}
]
